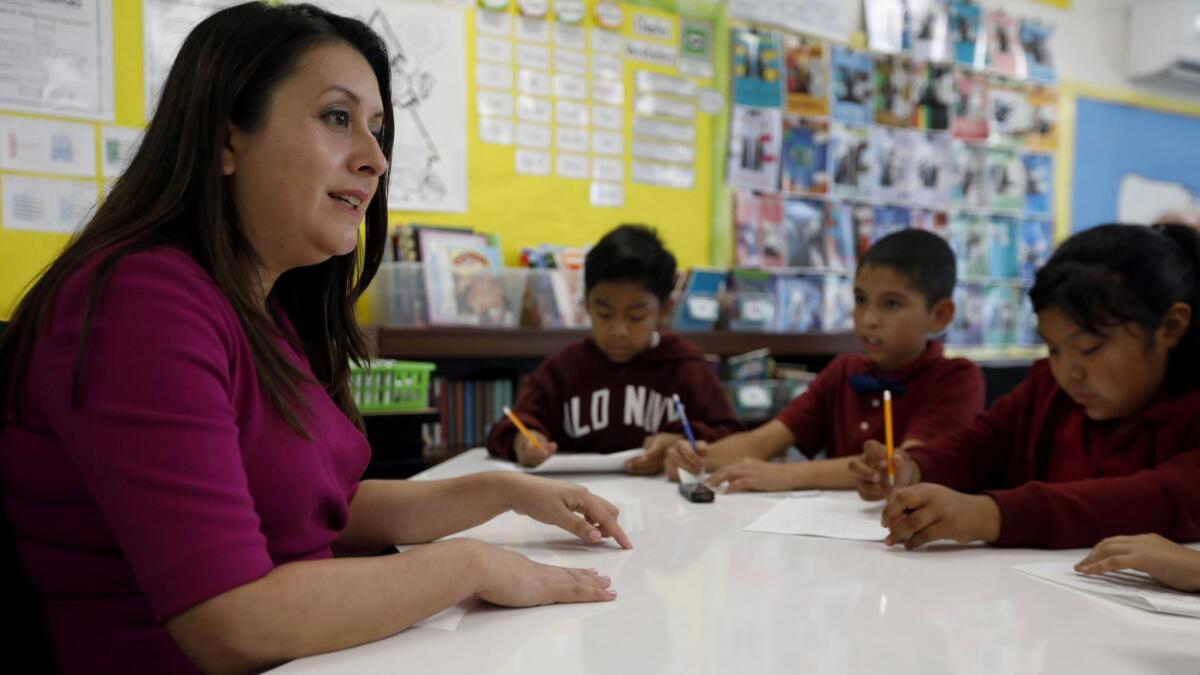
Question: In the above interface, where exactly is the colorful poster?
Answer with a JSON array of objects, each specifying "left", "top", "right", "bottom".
[
  {"left": 874, "top": 55, "right": 915, "bottom": 128},
  {"left": 728, "top": 106, "right": 782, "bottom": 192},
  {"left": 732, "top": 28, "right": 784, "bottom": 108},
  {"left": 780, "top": 116, "right": 829, "bottom": 195},
  {"left": 783, "top": 34, "right": 829, "bottom": 117},
  {"left": 830, "top": 122, "right": 872, "bottom": 197},
  {"left": 912, "top": 63, "right": 955, "bottom": 130},
  {"left": 830, "top": 46, "right": 873, "bottom": 125}
]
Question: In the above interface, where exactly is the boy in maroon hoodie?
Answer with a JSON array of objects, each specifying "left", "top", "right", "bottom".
[{"left": 486, "top": 225, "right": 741, "bottom": 469}]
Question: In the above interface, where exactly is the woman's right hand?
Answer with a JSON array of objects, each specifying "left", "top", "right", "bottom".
[
  {"left": 474, "top": 542, "right": 616, "bottom": 607},
  {"left": 514, "top": 431, "right": 557, "bottom": 467}
]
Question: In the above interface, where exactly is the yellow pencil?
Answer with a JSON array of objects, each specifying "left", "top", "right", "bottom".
[
  {"left": 883, "top": 390, "right": 895, "bottom": 487},
  {"left": 503, "top": 406, "right": 543, "bottom": 450}
]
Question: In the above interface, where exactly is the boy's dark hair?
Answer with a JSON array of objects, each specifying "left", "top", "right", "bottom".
[
  {"left": 584, "top": 224, "right": 677, "bottom": 302},
  {"left": 1030, "top": 223, "right": 1200, "bottom": 389},
  {"left": 857, "top": 229, "right": 957, "bottom": 307}
]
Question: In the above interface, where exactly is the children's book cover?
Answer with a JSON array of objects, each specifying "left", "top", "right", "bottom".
[
  {"left": 734, "top": 189, "right": 763, "bottom": 267},
  {"left": 912, "top": 62, "right": 955, "bottom": 130},
  {"left": 782, "top": 197, "right": 829, "bottom": 269},
  {"left": 986, "top": 143, "right": 1026, "bottom": 211},
  {"left": 988, "top": 84, "right": 1034, "bottom": 137},
  {"left": 949, "top": 212, "right": 989, "bottom": 279},
  {"left": 987, "top": 215, "right": 1018, "bottom": 279},
  {"left": 728, "top": 105, "right": 783, "bottom": 192},
  {"left": 825, "top": 201, "right": 861, "bottom": 272},
  {"left": 758, "top": 193, "right": 787, "bottom": 268},
  {"left": 823, "top": 274, "right": 855, "bottom": 331},
  {"left": 1021, "top": 18, "right": 1056, "bottom": 84},
  {"left": 908, "top": 0, "right": 951, "bottom": 63},
  {"left": 912, "top": 208, "right": 949, "bottom": 239},
  {"left": 831, "top": 122, "right": 873, "bottom": 197},
  {"left": 775, "top": 274, "right": 825, "bottom": 332},
  {"left": 952, "top": 72, "right": 989, "bottom": 140},
  {"left": 949, "top": 140, "right": 987, "bottom": 207},
  {"left": 418, "top": 229, "right": 504, "bottom": 326},
  {"left": 730, "top": 268, "right": 777, "bottom": 331},
  {"left": 911, "top": 131, "right": 952, "bottom": 206},
  {"left": 873, "top": 126, "right": 914, "bottom": 202},
  {"left": 949, "top": 282, "right": 985, "bottom": 346},
  {"left": 1018, "top": 218, "right": 1053, "bottom": 281},
  {"left": 983, "top": 284, "right": 1019, "bottom": 346},
  {"left": 865, "top": 0, "right": 906, "bottom": 54},
  {"left": 950, "top": 0, "right": 985, "bottom": 68},
  {"left": 874, "top": 55, "right": 916, "bottom": 128},
  {"left": 1015, "top": 288, "right": 1039, "bottom": 345},
  {"left": 732, "top": 28, "right": 784, "bottom": 107},
  {"left": 1022, "top": 152, "right": 1052, "bottom": 216},
  {"left": 985, "top": 9, "right": 1026, "bottom": 78},
  {"left": 830, "top": 46, "right": 874, "bottom": 125},
  {"left": 673, "top": 268, "right": 727, "bottom": 332},
  {"left": 1025, "top": 86, "right": 1058, "bottom": 152},
  {"left": 871, "top": 206, "right": 912, "bottom": 249},
  {"left": 783, "top": 34, "right": 829, "bottom": 116},
  {"left": 781, "top": 115, "right": 829, "bottom": 195},
  {"left": 840, "top": 201, "right": 876, "bottom": 260}
]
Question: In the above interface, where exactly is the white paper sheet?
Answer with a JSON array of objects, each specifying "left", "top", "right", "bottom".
[
  {"left": 1, "top": 174, "right": 97, "bottom": 234},
  {"left": 143, "top": 0, "right": 242, "bottom": 119},
  {"left": 744, "top": 493, "right": 889, "bottom": 541},
  {"left": 517, "top": 448, "right": 643, "bottom": 474},
  {"left": 0, "top": 116, "right": 96, "bottom": 177},
  {"left": 1014, "top": 562, "right": 1200, "bottom": 619},
  {"left": 1, "top": 0, "right": 114, "bottom": 120}
]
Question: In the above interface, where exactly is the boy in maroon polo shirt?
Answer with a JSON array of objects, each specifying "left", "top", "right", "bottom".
[
  {"left": 664, "top": 229, "right": 985, "bottom": 490},
  {"left": 486, "top": 225, "right": 741, "bottom": 468}
]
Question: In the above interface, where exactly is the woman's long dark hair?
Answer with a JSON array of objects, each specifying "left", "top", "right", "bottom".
[
  {"left": 0, "top": 2, "right": 394, "bottom": 433},
  {"left": 1030, "top": 223, "right": 1200, "bottom": 390}
]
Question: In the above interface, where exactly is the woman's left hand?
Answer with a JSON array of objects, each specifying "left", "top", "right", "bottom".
[{"left": 502, "top": 473, "right": 633, "bottom": 549}]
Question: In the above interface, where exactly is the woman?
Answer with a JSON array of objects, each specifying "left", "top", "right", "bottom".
[{"left": 0, "top": 4, "right": 627, "bottom": 673}]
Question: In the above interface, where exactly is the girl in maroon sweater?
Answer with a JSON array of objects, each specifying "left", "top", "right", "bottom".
[
  {"left": 486, "top": 225, "right": 741, "bottom": 469},
  {"left": 852, "top": 224, "right": 1200, "bottom": 549}
]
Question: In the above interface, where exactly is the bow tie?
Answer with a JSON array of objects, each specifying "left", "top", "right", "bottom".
[{"left": 849, "top": 373, "right": 907, "bottom": 396}]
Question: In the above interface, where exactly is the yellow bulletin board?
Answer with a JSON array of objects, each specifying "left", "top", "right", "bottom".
[
  {"left": 0, "top": 0, "right": 720, "bottom": 318},
  {"left": 402, "top": 1, "right": 716, "bottom": 268}
]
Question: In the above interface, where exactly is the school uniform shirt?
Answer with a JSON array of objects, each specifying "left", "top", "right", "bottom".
[
  {"left": 911, "top": 359, "right": 1200, "bottom": 549},
  {"left": 486, "top": 333, "right": 742, "bottom": 459},
  {"left": 775, "top": 341, "right": 985, "bottom": 458},
  {"left": 0, "top": 247, "right": 370, "bottom": 674}
]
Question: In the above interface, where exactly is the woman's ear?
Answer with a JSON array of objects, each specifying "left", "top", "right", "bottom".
[
  {"left": 1157, "top": 301, "right": 1193, "bottom": 350},
  {"left": 221, "top": 122, "right": 241, "bottom": 176}
]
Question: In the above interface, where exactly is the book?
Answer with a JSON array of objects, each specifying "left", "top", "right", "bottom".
[
  {"left": 988, "top": 84, "right": 1034, "bottom": 137},
  {"left": 672, "top": 268, "right": 727, "bottom": 332},
  {"left": 822, "top": 274, "right": 855, "bottom": 332},
  {"left": 950, "top": 0, "right": 985, "bottom": 68},
  {"left": 780, "top": 115, "right": 829, "bottom": 195},
  {"left": 728, "top": 105, "right": 783, "bottom": 193},
  {"left": 775, "top": 274, "right": 825, "bottom": 332},
  {"left": 871, "top": 205, "right": 912, "bottom": 249},
  {"left": 911, "top": 131, "right": 952, "bottom": 206},
  {"left": 949, "top": 282, "right": 985, "bottom": 346},
  {"left": 730, "top": 268, "right": 777, "bottom": 331},
  {"left": 912, "top": 208, "right": 949, "bottom": 239},
  {"left": 949, "top": 212, "right": 989, "bottom": 279},
  {"left": 987, "top": 215, "right": 1018, "bottom": 279},
  {"left": 983, "top": 284, "right": 1019, "bottom": 346},
  {"left": 825, "top": 201, "right": 861, "bottom": 272},
  {"left": 758, "top": 193, "right": 787, "bottom": 268},
  {"left": 1022, "top": 152, "right": 1053, "bottom": 216},
  {"left": 783, "top": 34, "right": 830, "bottom": 117},
  {"left": 912, "top": 62, "right": 955, "bottom": 130},
  {"left": 908, "top": 0, "right": 951, "bottom": 63},
  {"left": 949, "top": 140, "right": 988, "bottom": 207},
  {"left": 952, "top": 72, "right": 989, "bottom": 140},
  {"left": 1021, "top": 19, "right": 1056, "bottom": 84},
  {"left": 986, "top": 143, "right": 1026, "bottom": 211},
  {"left": 417, "top": 228, "right": 505, "bottom": 326},
  {"left": 1026, "top": 86, "right": 1058, "bottom": 152},
  {"left": 865, "top": 0, "right": 906, "bottom": 54},
  {"left": 874, "top": 55, "right": 915, "bottom": 128},
  {"left": 1018, "top": 218, "right": 1053, "bottom": 281},
  {"left": 782, "top": 197, "right": 829, "bottom": 268},
  {"left": 873, "top": 126, "right": 914, "bottom": 202},
  {"left": 985, "top": 9, "right": 1026, "bottom": 78},
  {"left": 735, "top": 189, "right": 763, "bottom": 267},
  {"left": 732, "top": 28, "right": 785, "bottom": 108},
  {"left": 830, "top": 46, "right": 874, "bottom": 125},
  {"left": 831, "top": 121, "right": 873, "bottom": 197}
]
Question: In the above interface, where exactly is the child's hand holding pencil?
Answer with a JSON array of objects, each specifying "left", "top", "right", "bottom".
[
  {"left": 505, "top": 406, "right": 558, "bottom": 467},
  {"left": 849, "top": 439, "right": 921, "bottom": 501}
]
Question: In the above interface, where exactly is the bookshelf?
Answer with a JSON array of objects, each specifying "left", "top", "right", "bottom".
[{"left": 372, "top": 327, "right": 861, "bottom": 360}]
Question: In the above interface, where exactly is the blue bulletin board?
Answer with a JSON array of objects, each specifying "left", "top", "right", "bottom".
[{"left": 1070, "top": 94, "right": 1200, "bottom": 233}]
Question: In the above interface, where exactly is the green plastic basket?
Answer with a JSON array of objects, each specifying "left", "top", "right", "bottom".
[{"left": 350, "top": 360, "right": 435, "bottom": 412}]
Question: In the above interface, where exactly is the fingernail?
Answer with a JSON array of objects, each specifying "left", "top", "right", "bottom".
[
  {"left": 607, "top": 590, "right": 618, "bottom": 598},
  {"left": 599, "top": 576, "right": 611, "bottom": 584},
  {"left": 588, "top": 529, "right": 602, "bottom": 542}
]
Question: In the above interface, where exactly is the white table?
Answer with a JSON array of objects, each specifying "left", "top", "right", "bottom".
[{"left": 277, "top": 449, "right": 1200, "bottom": 674}]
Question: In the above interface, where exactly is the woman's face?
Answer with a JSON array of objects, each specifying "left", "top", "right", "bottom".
[{"left": 222, "top": 41, "right": 388, "bottom": 286}]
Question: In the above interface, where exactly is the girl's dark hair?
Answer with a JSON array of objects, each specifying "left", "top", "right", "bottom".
[
  {"left": 584, "top": 224, "right": 677, "bottom": 302},
  {"left": 1030, "top": 223, "right": 1200, "bottom": 389},
  {"left": 0, "top": 2, "right": 394, "bottom": 433}
]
